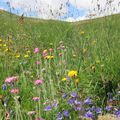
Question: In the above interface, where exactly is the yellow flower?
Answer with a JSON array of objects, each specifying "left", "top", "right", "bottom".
[
  {"left": 3, "top": 44, "right": 7, "bottom": 47},
  {"left": 15, "top": 54, "right": 20, "bottom": 58},
  {"left": 91, "top": 66, "right": 95, "bottom": 71},
  {"left": 27, "top": 50, "right": 31, "bottom": 54},
  {"left": 46, "top": 55, "right": 55, "bottom": 59},
  {"left": 80, "top": 31, "right": 85, "bottom": 35},
  {"left": 43, "top": 49, "right": 47, "bottom": 53},
  {"left": 96, "top": 60, "right": 100, "bottom": 64},
  {"left": 68, "top": 70, "right": 77, "bottom": 77},
  {"left": 75, "top": 79, "right": 79, "bottom": 84},
  {"left": 73, "top": 54, "right": 76, "bottom": 57},
  {"left": 24, "top": 54, "right": 29, "bottom": 58},
  {"left": 83, "top": 48, "right": 87, "bottom": 53},
  {"left": 0, "top": 44, "right": 2, "bottom": 47},
  {"left": 62, "top": 77, "right": 67, "bottom": 81},
  {"left": 0, "top": 39, "right": 2, "bottom": 42},
  {"left": 4, "top": 48, "right": 8, "bottom": 52}
]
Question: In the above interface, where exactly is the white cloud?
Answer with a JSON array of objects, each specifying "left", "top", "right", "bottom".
[
  {"left": 2, "top": 0, "right": 120, "bottom": 21},
  {"left": 64, "top": 16, "right": 88, "bottom": 22}
]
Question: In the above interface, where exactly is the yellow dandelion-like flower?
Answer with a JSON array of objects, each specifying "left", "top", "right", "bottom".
[
  {"left": 24, "top": 54, "right": 29, "bottom": 58},
  {"left": 3, "top": 44, "right": 7, "bottom": 47},
  {"left": 80, "top": 31, "right": 85, "bottom": 35},
  {"left": 75, "top": 79, "right": 79, "bottom": 84},
  {"left": 0, "top": 44, "right": 2, "bottom": 47},
  {"left": 27, "top": 50, "right": 31, "bottom": 54},
  {"left": 62, "top": 77, "right": 67, "bottom": 81},
  {"left": 68, "top": 70, "right": 77, "bottom": 78},
  {"left": 15, "top": 54, "right": 20, "bottom": 58},
  {"left": 46, "top": 55, "right": 55, "bottom": 59},
  {"left": 0, "top": 39, "right": 2, "bottom": 42}
]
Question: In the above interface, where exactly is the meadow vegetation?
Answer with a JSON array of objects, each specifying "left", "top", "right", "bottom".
[{"left": 0, "top": 10, "right": 120, "bottom": 120}]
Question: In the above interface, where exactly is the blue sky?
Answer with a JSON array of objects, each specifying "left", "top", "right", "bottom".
[
  {"left": 0, "top": 0, "right": 88, "bottom": 20},
  {"left": 0, "top": 0, "right": 120, "bottom": 22},
  {"left": 60, "top": 3, "right": 86, "bottom": 20}
]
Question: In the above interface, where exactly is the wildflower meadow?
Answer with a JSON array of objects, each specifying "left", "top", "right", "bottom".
[{"left": 0, "top": 2, "right": 120, "bottom": 120}]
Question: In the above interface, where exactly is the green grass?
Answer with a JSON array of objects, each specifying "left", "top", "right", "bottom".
[{"left": 0, "top": 10, "right": 120, "bottom": 120}]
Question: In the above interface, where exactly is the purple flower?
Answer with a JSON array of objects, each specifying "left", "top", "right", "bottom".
[
  {"left": 91, "top": 106, "right": 95, "bottom": 112},
  {"left": 105, "top": 106, "right": 113, "bottom": 111},
  {"left": 67, "top": 99, "right": 73, "bottom": 105},
  {"left": 57, "top": 112, "right": 63, "bottom": 120},
  {"left": 74, "top": 99, "right": 81, "bottom": 105},
  {"left": 52, "top": 102, "right": 58, "bottom": 108},
  {"left": 85, "top": 111, "right": 93, "bottom": 119},
  {"left": 2, "top": 84, "right": 7, "bottom": 90},
  {"left": 114, "top": 109, "right": 120, "bottom": 117},
  {"left": 62, "top": 93, "right": 67, "bottom": 99},
  {"left": 96, "top": 107, "right": 102, "bottom": 114},
  {"left": 63, "top": 110, "right": 69, "bottom": 117},
  {"left": 71, "top": 92, "right": 77, "bottom": 97},
  {"left": 44, "top": 105, "right": 52, "bottom": 111},
  {"left": 118, "top": 91, "right": 120, "bottom": 95},
  {"left": 67, "top": 76, "right": 71, "bottom": 81},
  {"left": 84, "top": 97, "right": 93, "bottom": 105}
]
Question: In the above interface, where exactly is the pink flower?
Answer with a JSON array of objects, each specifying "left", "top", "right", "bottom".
[
  {"left": 32, "top": 97, "right": 40, "bottom": 101},
  {"left": 34, "top": 80, "right": 43, "bottom": 85},
  {"left": 5, "top": 76, "right": 19, "bottom": 83},
  {"left": 35, "top": 118, "right": 44, "bottom": 120},
  {"left": 36, "top": 61, "right": 41, "bottom": 65},
  {"left": 27, "top": 111, "right": 36, "bottom": 116},
  {"left": 34, "top": 48, "right": 40, "bottom": 53},
  {"left": 10, "top": 88, "right": 19, "bottom": 94},
  {"left": 42, "top": 49, "right": 48, "bottom": 58},
  {"left": 49, "top": 48, "right": 53, "bottom": 52}
]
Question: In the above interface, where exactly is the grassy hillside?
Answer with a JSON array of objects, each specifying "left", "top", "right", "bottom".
[{"left": 0, "top": 11, "right": 120, "bottom": 120}]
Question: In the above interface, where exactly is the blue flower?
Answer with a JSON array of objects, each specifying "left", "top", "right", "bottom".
[
  {"left": 85, "top": 111, "right": 93, "bottom": 120},
  {"left": 67, "top": 76, "right": 71, "bottom": 81},
  {"left": 67, "top": 99, "right": 73, "bottom": 105},
  {"left": 105, "top": 106, "right": 113, "bottom": 111},
  {"left": 96, "top": 107, "right": 102, "bottom": 114},
  {"left": 91, "top": 106, "right": 95, "bottom": 112},
  {"left": 84, "top": 97, "right": 93, "bottom": 105},
  {"left": 44, "top": 105, "right": 52, "bottom": 111},
  {"left": 114, "top": 109, "right": 120, "bottom": 117},
  {"left": 62, "top": 93, "right": 67, "bottom": 99},
  {"left": 63, "top": 110, "right": 69, "bottom": 117},
  {"left": 71, "top": 92, "right": 77, "bottom": 98},
  {"left": 57, "top": 112, "right": 63, "bottom": 120},
  {"left": 52, "top": 102, "right": 58, "bottom": 108},
  {"left": 2, "top": 84, "right": 7, "bottom": 90}
]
